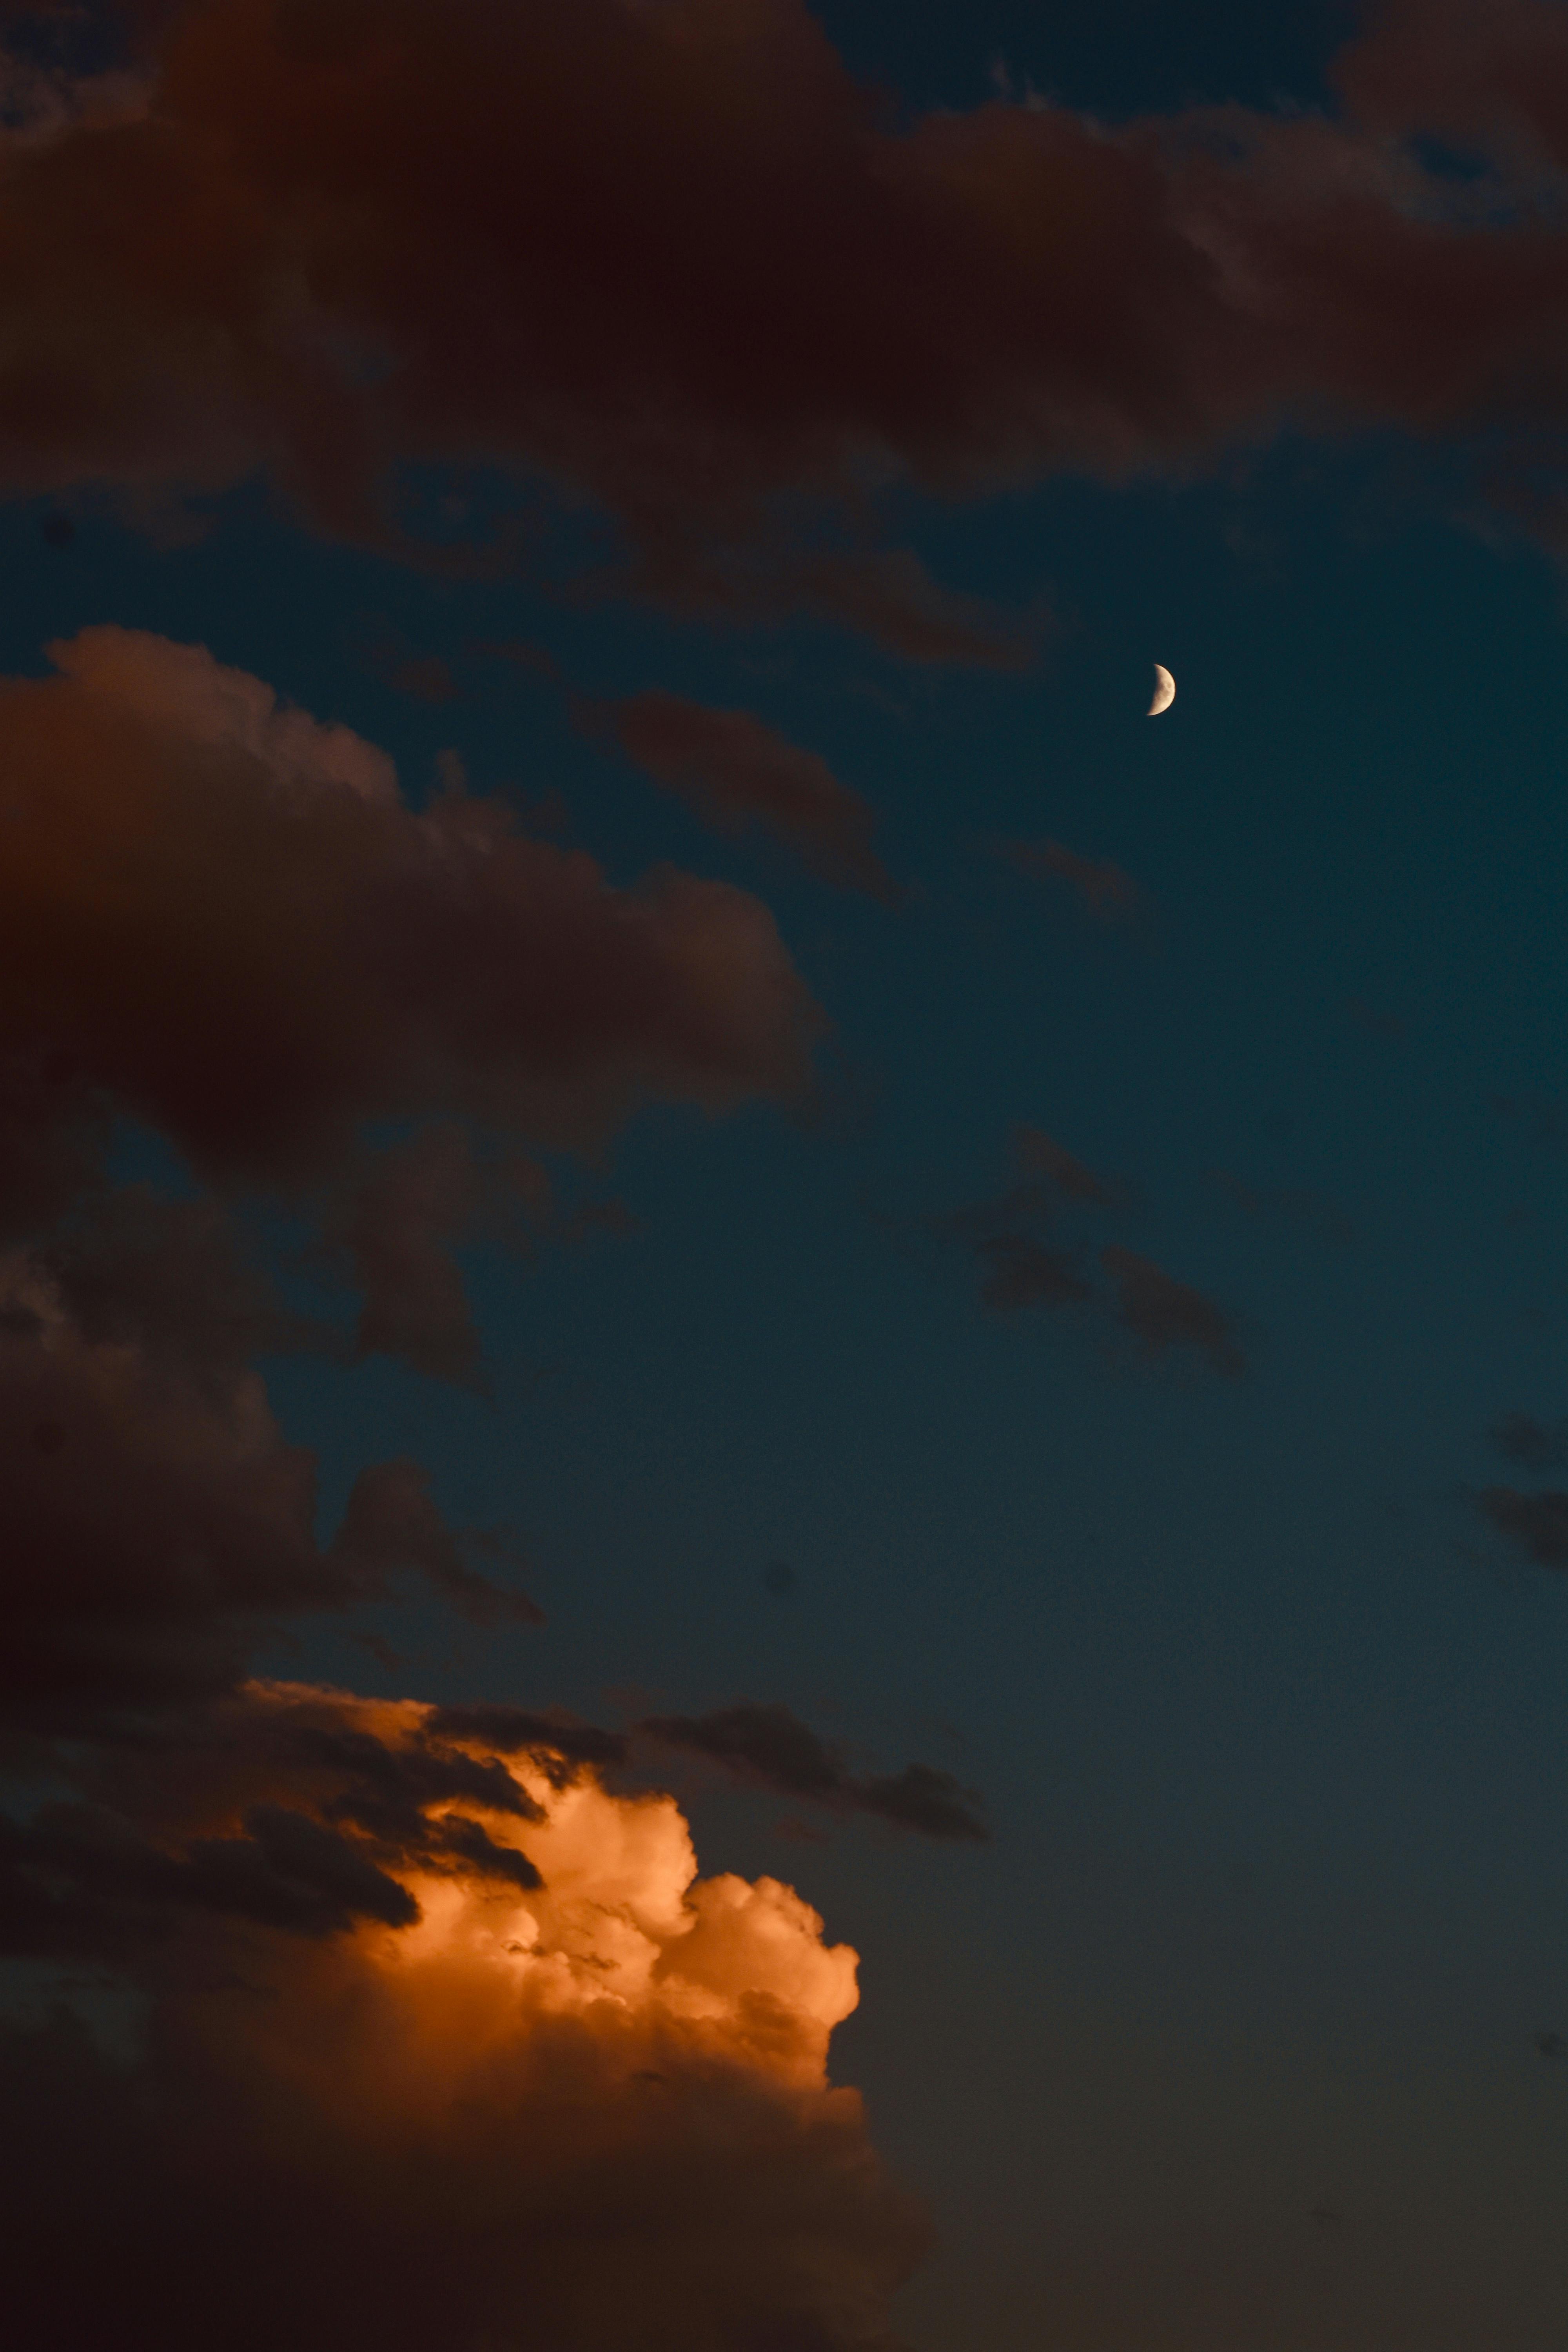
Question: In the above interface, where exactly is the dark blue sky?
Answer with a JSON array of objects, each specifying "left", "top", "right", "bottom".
[{"left": 7, "top": 4, "right": 1568, "bottom": 2347}]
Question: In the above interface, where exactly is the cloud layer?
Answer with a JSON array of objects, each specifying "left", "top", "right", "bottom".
[{"left": 8, "top": 1, "right": 1568, "bottom": 639}]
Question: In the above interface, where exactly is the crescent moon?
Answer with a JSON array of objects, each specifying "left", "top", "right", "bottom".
[{"left": 1147, "top": 663, "right": 1175, "bottom": 716}]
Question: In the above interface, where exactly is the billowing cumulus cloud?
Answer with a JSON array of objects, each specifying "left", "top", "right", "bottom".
[
  {"left": 1, "top": 1683, "right": 929, "bottom": 2352},
  {"left": 6, "top": 2, "right": 1568, "bottom": 641},
  {"left": 608, "top": 690, "right": 899, "bottom": 900}
]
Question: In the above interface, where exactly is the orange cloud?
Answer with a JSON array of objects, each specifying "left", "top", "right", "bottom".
[{"left": 1, "top": 1682, "right": 929, "bottom": 2351}]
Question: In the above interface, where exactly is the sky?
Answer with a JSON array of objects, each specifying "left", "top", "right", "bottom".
[{"left": 4, "top": 3, "right": 1568, "bottom": 2347}]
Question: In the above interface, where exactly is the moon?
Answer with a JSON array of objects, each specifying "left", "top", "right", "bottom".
[{"left": 1147, "top": 663, "right": 1176, "bottom": 716}]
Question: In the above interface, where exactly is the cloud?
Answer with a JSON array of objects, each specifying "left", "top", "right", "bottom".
[
  {"left": 1, "top": 1794, "right": 422, "bottom": 1951},
  {"left": 0, "top": 599, "right": 925, "bottom": 2346},
  {"left": 1477, "top": 1484, "right": 1568, "bottom": 1565},
  {"left": 3, "top": 1682, "right": 559, "bottom": 1955},
  {"left": 1012, "top": 1123, "right": 1122, "bottom": 1207},
  {"left": 637, "top": 1702, "right": 988, "bottom": 1842},
  {"left": 38, "top": 1183, "right": 333, "bottom": 1391},
  {"left": 423, "top": 1702, "right": 630, "bottom": 1779},
  {"left": 0, "top": 1254, "right": 538, "bottom": 1740},
  {"left": 948, "top": 1123, "right": 1125, "bottom": 1241},
  {"left": 608, "top": 690, "right": 898, "bottom": 900},
  {"left": 0, "top": 600, "right": 929, "bottom": 2332},
  {"left": 971, "top": 1232, "right": 1093, "bottom": 1312},
  {"left": 1490, "top": 1411, "right": 1568, "bottom": 1470},
  {"left": 1000, "top": 838, "right": 1142, "bottom": 922},
  {"left": 318, "top": 1124, "right": 555, "bottom": 1388},
  {"left": 327, "top": 1124, "right": 494, "bottom": 1386},
  {"left": 0, "top": 626, "right": 819, "bottom": 1388},
  {"left": 938, "top": 1130, "right": 1243, "bottom": 1373},
  {"left": 1099, "top": 1244, "right": 1245, "bottom": 1375},
  {"left": 334, "top": 1460, "right": 543, "bottom": 1631},
  {"left": 943, "top": 1124, "right": 1121, "bottom": 1315},
  {"left": 9, "top": 2, "right": 1568, "bottom": 641},
  {"left": 0, "top": 627, "right": 818, "bottom": 1203},
  {"left": 0, "top": 1683, "right": 929, "bottom": 2352}
]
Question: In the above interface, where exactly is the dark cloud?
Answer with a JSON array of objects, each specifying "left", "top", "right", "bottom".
[
  {"left": 289, "top": 1720, "right": 544, "bottom": 1842},
  {"left": 853, "top": 1761, "right": 994, "bottom": 1844},
  {"left": 39, "top": 1184, "right": 332, "bottom": 1390},
  {"left": 0, "top": 1793, "right": 419, "bottom": 1955},
  {"left": 318, "top": 1125, "right": 550, "bottom": 1388},
  {"left": 0, "top": 1273, "right": 536, "bottom": 1738},
  {"left": 0, "top": 1046, "right": 112, "bottom": 1249},
  {"left": 185, "top": 1803, "right": 424, "bottom": 1931},
  {"left": 973, "top": 1232, "right": 1093, "bottom": 1313},
  {"left": 1100, "top": 1244, "right": 1245, "bottom": 1375},
  {"left": 1012, "top": 1123, "right": 1121, "bottom": 1207},
  {"left": 1490, "top": 1411, "right": 1568, "bottom": 1470},
  {"left": 332, "top": 1460, "right": 542, "bottom": 1632},
  {"left": 607, "top": 689, "right": 898, "bottom": 900},
  {"left": 1000, "top": 837, "right": 1142, "bottom": 921},
  {"left": 637, "top": 1702, "right": 988, "bottom": 1843},
  {"left": 938, "top": 1132, "right": 1243, "bottom": 1375},
  {"left": 7, "top": 3, "right": 1568, "bottom": 643},
  {"left": 428, "top": 1811, "right": 543, "bottom": 1891},
  {"left": 0, "top": 1686, "right": 583, "bottom": 1959},
  {"left": 328, "top": 1124, "right": 491, "bottom": 1385},
  {"left": 1477, "top": 1484, "right": 1568, "bottom": 1566},
  {"left": 0, "top": 624, "right": 816, "bottom": 1406},
  {"left": 0, "top": 628, "right": 818, "bottom": 1216},
  {"left": 0, "top": 1995, "right": 927, "bottom": 2352},
  {"left": 425, "top": 1702, "right": 630, "bottom": 1780}
]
